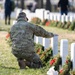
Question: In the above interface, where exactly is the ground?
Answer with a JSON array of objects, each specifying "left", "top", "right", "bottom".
[{"left": 0, "top": 19, "right": 75, "bottom": 75}]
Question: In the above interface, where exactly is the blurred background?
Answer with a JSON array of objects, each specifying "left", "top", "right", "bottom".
[{"left": 0, "top": 0, "right": 75, "bottom": 12}]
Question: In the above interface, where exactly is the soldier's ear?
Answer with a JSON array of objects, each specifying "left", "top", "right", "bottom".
[
  {"left": 26, "top": 17, "right": 28, "bottom": 21},
  {"left": 25, "top": 17, "right": 28, "bottom": 21}
]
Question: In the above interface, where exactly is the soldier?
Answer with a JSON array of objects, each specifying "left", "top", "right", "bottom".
[{"left": 10, "top": 12, "right": 56, "bottom": 69}]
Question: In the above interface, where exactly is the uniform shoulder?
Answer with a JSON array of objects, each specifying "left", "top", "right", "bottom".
[
  {"left": 10, "top": 23, "right": 18, "bottom": 30},
  {"left": 27, "top": 22, "right": 36, "bottom": 27}
]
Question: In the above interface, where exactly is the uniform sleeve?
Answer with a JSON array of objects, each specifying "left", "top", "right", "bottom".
[
  {"left": 30, "top": 24, "right": 54, "bottom": 38},
  {"left": 10, "top": 25, "right": 16, "bottom": 41},
  {"left": 10, "top": 27, "right": 13, "bottom": 41}
]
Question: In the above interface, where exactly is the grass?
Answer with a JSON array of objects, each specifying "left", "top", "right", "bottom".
[
  {"left": 0, "top": 20, "right": 48, "bottom": 75},
  {"left": 0, "top": 19, "right": 75, "bottom": 75},
  {"left": 0, "top": 19, "right": 13, "bottom": 31},
  {"left": 0, "top": 31, "right": 47, "bottom": 75}
]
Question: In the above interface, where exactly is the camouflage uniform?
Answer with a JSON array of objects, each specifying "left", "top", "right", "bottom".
[{"left": 10, "top": 12, "right": 54, "bottom": 69}]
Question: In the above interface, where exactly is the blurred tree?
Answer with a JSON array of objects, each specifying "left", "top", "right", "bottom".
[
  {"left": 46, "top": 0, "right": 51, "bottom": 11},
  {"left": 21, "top": 0, "right": 25, "bottom": 10},
  {"left": 41, "top": 0, "right": 43, "bottom": 8},
  {"left": 16, "top": 0, "right": 19, "bottom": 7},
  {"left": 35, "top": 0, "right": 43, "bottom": 8}
]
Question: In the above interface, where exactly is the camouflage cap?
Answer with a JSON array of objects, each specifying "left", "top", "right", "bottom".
[{"left": 17, "top": 12, "right": 28, "bottom": 21}]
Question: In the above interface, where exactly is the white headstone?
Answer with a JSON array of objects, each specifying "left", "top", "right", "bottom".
[
  {"left": 65, "top": 15, "right": 69, "bottom": 22},
  {"left": 57, "top": 15, "right": 61, "bottom": 21},
  {"left": 43, "top": 38, "right": 50, "bottom": 49},
  {"left": 35, "top": 36, "right": 39, "bottom": 44},
  {"left": 71, "top": 43, "right": 75, "bottom": 70},
  {"left": 51, "top": 36, "right": 58, "bottom": 56},
  {"left": 44, "top": 10, "right": 50, "bottom": 20},
  {"left": 70, "top": 16, "right": 73, "bottom": 22},
  {"left": 38, "top": 37, "right": 43, "bottom": 45},
  {"left": 35, "top": 9, "right": 45, "bottom": 21},
  {"left": 61, "top": 15, "right": 65, "bottom": 22},
  {"left": 54, "top": 15, "right": 57, "bottom": 21},
  {"left": 60, "top": 39, "right": 68, "bottom": 65},
  {"left": 50, "top": 13, "right": 53, "bottom": 20},
  {"left": 34, "top": 36, "right": 43, "bottom": 45},
  {"left": 47, "top": 66, "right": 58, "bottom": 75},
  {"left": 15, "top": 8, "right": 22, "bottom": 18}
]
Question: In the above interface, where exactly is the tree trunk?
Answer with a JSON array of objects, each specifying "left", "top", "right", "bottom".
[
  {"left": 35, "top": 0, "right": 43, "bottom": 8},
  {"left": 46, "top": 0, "right": 51, "bottom": 11},
  {"left": 16, "top": 0, "right": 19, "bottom": 7},
  {"left": 41, "top": 0, "right": 43, "bottom": 8},
  {"left": 21, "top": 0, "right": 25, "bottom": 10}
]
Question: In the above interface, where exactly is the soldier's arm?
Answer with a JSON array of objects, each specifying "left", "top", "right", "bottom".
[
  {"left": 10, "top": 28, "right": 13, "bottom": 41},
  {"left": 30, "top": 24, "right": 54, "bottom": 38},
  {"left": 10, "top": 25, "right": 16, "bottom": 41}
]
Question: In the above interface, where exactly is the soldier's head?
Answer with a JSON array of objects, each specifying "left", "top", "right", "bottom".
[{"left": 17, "top": 12, "right": 28, "bottom": 21}]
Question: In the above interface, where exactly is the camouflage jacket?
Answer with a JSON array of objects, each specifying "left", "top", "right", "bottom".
[{"left": 10, "top": 18, "right": 54, "bottom": 53}]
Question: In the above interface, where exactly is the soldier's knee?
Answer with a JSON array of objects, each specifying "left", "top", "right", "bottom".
[
  {"left": 25, "top": 60, "right": 43, "bottom": 68},
  {"left": 32, "top": 60, "right": 43, "bottom": 68},
  {"left": 17, "top": 59, "right": 26, "bottom": 69}
]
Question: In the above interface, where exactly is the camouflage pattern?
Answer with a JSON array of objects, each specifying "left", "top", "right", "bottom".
[{"left": 10, "top": 14, "right": 54, "bottom": 68}]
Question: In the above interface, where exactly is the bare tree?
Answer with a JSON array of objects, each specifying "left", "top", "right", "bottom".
[
  {"left": 21, "top": 0, "right": 25, "bottom": 10},
  {"left": 35, "top": 0, "right": 43, "bottom": 8},
  {"left": 16, "top": 0, "right": 19, "bottom": 7},
  {"left": 46, "top": 0, "right": 51, "bottom": 11},
  {"left": 41, "top": 0, "right": 43, "bottom": 8}
]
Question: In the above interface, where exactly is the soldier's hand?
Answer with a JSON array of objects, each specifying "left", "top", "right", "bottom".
[
  {"left": 51, "top": 33, "right": 54, "bottom": 37},
  {"left": 54, "top": 34, "right": 58, "bottom": 36}
]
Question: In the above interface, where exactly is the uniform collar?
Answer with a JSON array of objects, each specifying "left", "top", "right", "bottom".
[{"left": 17, "top": 18, "right": 27, "bottom": 22}]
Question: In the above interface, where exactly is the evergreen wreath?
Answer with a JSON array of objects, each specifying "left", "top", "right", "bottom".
[{"left": 49, "top": 54, "right": 61, "bottom": 71}]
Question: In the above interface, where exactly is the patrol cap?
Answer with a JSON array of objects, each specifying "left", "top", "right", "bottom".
[{"left": 17, "top": 12, "right": 28, "bottom": 21}]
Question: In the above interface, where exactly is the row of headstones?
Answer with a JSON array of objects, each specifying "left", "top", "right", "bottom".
[
  {"left": 0, "top": 8, "right": 75, "bottom": 22},
  {"left": 34, "top": 35, "right": 75, "bottom": 70},
  {"left": 15, "top": 8, "right": 75, "bottom": 22},
  {"left": 13, "top": 20, "right": 75, "bottom": 69},
  {"left": 35, "top": 9, "right": 75, "bottom": 22}
]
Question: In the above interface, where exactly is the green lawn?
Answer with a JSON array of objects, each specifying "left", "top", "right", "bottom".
[
  {"left": 0, "top": 19, "right": 75, "bottom": 75},
  {"left": 0, "top": 36, "right": 47, "bottom": 75}
]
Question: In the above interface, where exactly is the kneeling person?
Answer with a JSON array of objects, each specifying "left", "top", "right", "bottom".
[{"left": 10, "top": 12, "right": 55, "bottom": 69}]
